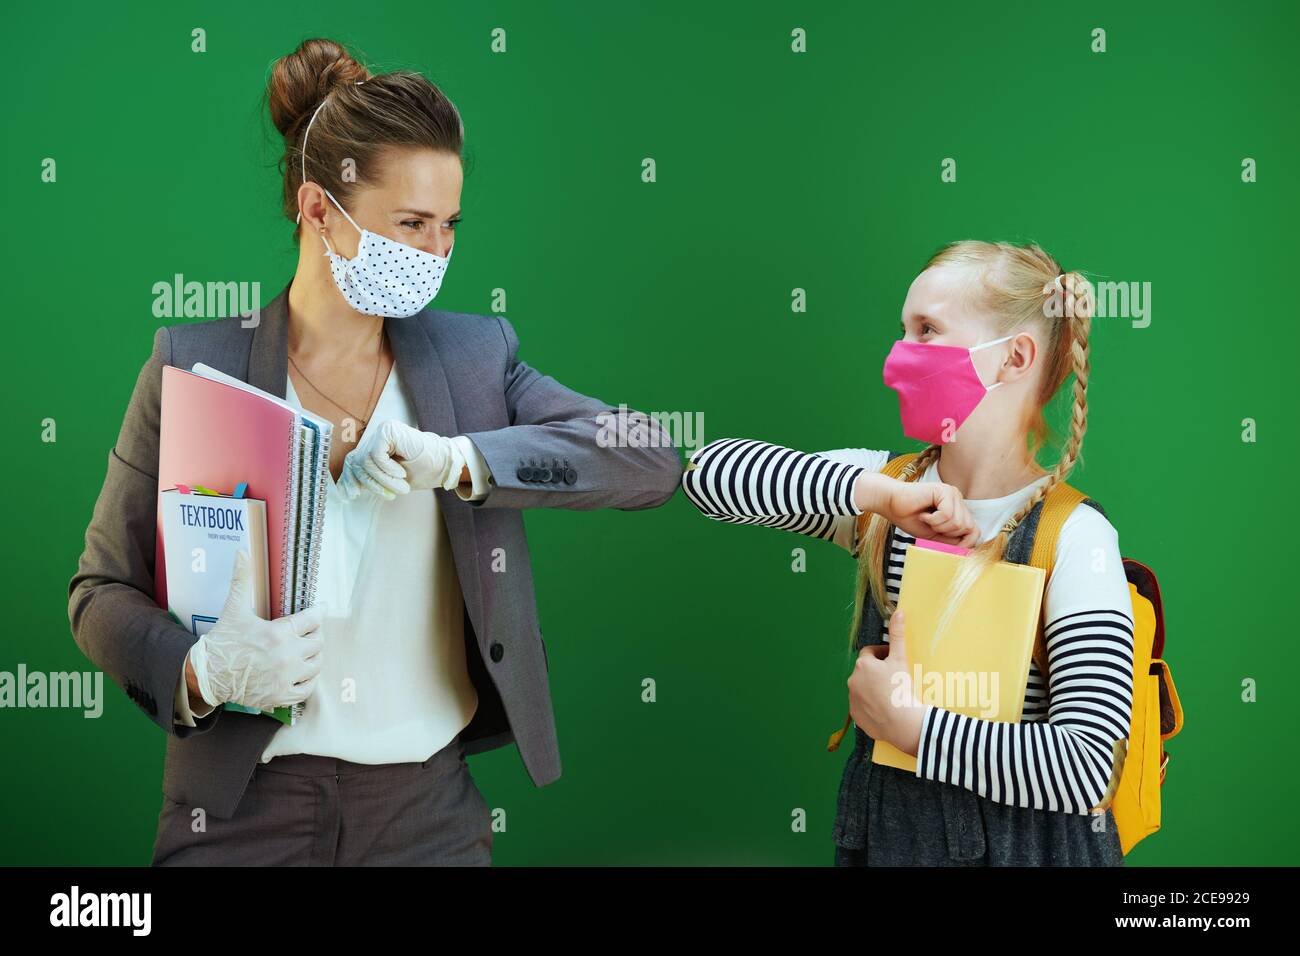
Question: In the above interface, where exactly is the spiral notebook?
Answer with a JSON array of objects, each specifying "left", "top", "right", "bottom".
[{"left": 156, "top": 362, "right": 334, "bottom": 726}]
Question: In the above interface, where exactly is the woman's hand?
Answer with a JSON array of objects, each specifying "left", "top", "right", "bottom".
[
  {"left": 188, "top": 549, "right": 325, "bottom": 713},
  {"left": 339, "top": 420, "right": 468, "bottom": 501},
  {"left": 847, "top": 609, "right": 925, "bottom": 755},
  {"left": 856, "top": 473, "right": 980, "bottom": 547}
]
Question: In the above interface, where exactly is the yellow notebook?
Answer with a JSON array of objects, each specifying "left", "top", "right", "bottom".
[{"left": 871, "top": 540, "right": 1046, "bottom": 773}]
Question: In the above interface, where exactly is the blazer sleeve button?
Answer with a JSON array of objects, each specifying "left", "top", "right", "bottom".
[{"left": 489, "top": 642, "right": 505, "bottom": 663}]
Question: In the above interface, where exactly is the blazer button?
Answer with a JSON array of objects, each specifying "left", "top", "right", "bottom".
[
  {"left": 538, "top": 467, "right": 552, "bottom": 482},
  {"left": 563, "top": 467, "right": 577, "bottom": 485},
  {"left": 489, "top": 642, "right": 505, "bottom": 663},
  {"left": 517, "top": 467, "right": 531, "bottom": 482}
]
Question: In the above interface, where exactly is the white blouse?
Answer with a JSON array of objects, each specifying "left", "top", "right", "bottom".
[{"left": 174, "top": 362, "right": 493, "bottom": 768}]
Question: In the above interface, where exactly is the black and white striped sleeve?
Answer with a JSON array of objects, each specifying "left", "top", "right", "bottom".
[
  {"left": 914, "top": 504, "right": 1136, "bottom": 815},
  {"left": 680, "top": 438, "right": 886, "bottom": 548}
]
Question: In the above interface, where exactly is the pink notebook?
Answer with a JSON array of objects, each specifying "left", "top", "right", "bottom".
[{"left": 156, "top": 364, "right": 333, "bottom": 619}]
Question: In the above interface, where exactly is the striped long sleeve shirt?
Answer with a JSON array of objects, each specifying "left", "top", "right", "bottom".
[{"left": 682, "top": 437, "right": 1134, "bottom": 815}]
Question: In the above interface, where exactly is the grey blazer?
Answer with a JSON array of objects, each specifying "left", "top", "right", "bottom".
[{"left": 68, "top": 281, "right": 682, "bottom": 820}]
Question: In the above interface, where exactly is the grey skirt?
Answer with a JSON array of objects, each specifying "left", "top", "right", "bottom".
[{"left": 831, "top": 727, "right": 1124, "bottom": 867}]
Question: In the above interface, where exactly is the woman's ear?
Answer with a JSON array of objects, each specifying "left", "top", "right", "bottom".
[{"left": 297, "top": 181, "right": 331, "bottom": 233}]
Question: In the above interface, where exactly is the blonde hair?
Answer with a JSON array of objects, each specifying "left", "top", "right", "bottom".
[{"left": 848, "top": 240, "right": 1095, "bottom": 652}]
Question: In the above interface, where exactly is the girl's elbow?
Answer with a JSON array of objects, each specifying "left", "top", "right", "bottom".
[
  {"left": 685, "top": 437, "right": 733, "bottom": 467},
  {"left": 679, "top": 472, "right": 715, "bottom": 518}
]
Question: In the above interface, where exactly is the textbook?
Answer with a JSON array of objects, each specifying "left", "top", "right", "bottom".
[
  {"left": 156, "top": 363, "right": 334, "bottom": 726},
  {"left": 871, "top": 538, "right": 1046, "bottom": 773},
  {"left": 158, "top": 488, "right": 288, "bottom": 725}
]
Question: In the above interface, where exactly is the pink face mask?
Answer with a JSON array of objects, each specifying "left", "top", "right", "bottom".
[{"left": 882, "top": 334, "right": 1015, "bottom": 444}]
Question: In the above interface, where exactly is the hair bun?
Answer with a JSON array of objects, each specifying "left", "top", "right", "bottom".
[{"left": 267, "top": 38, "right": 372, "bottom": 139}]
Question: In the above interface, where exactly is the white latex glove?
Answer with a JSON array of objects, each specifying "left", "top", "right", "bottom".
[
  {"left": 187, "top": 549, "right": 325, "bottom": 712},
  {"left": 338, "top": 419, "right": 469, "bottom": 501}
]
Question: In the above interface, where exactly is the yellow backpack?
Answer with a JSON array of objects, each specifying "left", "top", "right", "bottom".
[
  {"left": 1030, "top": 479, "right": 1183, "bottom": 854},
  {"left": 851, "top": 453, "right": 1183, "bottom": 855}
]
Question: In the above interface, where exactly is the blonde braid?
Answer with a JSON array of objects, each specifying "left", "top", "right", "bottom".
[
  {"left": 1007, "top": 270, "right": 1093, "bottom": 525},
  {"left": 847, "top": 443, "right": 941, "bottom": 650}
]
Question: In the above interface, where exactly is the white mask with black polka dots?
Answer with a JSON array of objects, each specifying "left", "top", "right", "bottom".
[{"left": 317, "top": 187, "right": 453, "bottom": 317}]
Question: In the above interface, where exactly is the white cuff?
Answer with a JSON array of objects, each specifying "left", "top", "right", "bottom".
[
  {"left": 172, "top": 650, "right": 214, "bottom": 726},
  {"left": 450, "top": 435, "right": 493, "bottom": 501}
]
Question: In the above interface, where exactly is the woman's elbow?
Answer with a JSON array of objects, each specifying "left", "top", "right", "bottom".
[{"left": 66, "top": 571, "right": 101, "bottom": 663}]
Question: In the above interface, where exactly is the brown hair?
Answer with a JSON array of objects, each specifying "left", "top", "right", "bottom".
[
  {"left": 849, "top": 240, "right": 1096, "bottom": 650},
  {"left": 265, "top": 38, "right": 465, "bottom": 237}
]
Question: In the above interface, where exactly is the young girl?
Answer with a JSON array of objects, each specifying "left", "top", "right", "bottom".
[{"left": 681, "top": 241, "right": 1135, "bottom": 866}]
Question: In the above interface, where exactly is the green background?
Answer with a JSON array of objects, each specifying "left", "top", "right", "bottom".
[{"left": 3, "top": 0, "right": 1295, "bottom": 865}]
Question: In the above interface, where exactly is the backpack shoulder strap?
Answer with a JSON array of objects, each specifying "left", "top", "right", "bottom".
[
  {"left": 1026, "top": 482, "right": 1088, "bottom": 677},
  {"left": 882, "top": 451, "right": 920, "bottom": 479}
]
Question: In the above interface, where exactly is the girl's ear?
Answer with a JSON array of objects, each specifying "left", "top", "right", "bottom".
[{"left": 1002, "top": 331, "right": 1039, "bottom": 383}]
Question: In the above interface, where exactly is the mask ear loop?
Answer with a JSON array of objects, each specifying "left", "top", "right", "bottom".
[
  {"left": 971, "top": 332, "right": 1017, "bottom": 390},
  {"left": 295, "top": 101, "right": 351, "bottom": 259},
  {"left": 321, "top": 187, "right": 364, "bottom": 237},
  {"left": 293, "top": 79, "right": 368, "bottom": 229},
  {"left": 295, "top": 97, "right": 331, "bottom": 228}
]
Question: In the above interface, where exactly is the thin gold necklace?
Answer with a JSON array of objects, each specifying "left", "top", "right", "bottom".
[{"left": 288, "top": 327, "right": 387, "bottom": 430}]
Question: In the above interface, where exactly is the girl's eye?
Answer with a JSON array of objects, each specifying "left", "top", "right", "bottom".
[{"left": 446, "top": 217, "right": 462, "bottom": 230}]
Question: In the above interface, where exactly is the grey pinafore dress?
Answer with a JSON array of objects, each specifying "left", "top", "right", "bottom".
[{"left": 831, "top": 451, "right": 1125, "bottom": 867}]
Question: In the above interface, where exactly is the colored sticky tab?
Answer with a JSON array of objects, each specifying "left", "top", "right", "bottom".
[
  {"left": 176, "top": 484, "right": 191, "bottom": 495},
  {"left": 193, "top": 485, "right": 219, "bottom": 496},
  {"left": 914, "top": 537, "right": 972, "bottom": 557},
  {"left": 233, "top": 482, "right": 247, "bottom": 499}
]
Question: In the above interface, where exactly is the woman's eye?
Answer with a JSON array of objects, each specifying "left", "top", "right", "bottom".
[
  {"left": 401, "top": 219, "right": 424, "bottom": 230},
  {"left": 446, "top": 218, "right": 462, "bottom": 230}
]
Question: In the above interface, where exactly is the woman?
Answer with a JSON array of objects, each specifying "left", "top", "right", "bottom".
[
  {"left": 67, "top": 38, "right": 681, "bottom": 866},
  {"left": 681, "top": 241, "right": 1135, "bottom": 866}
]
